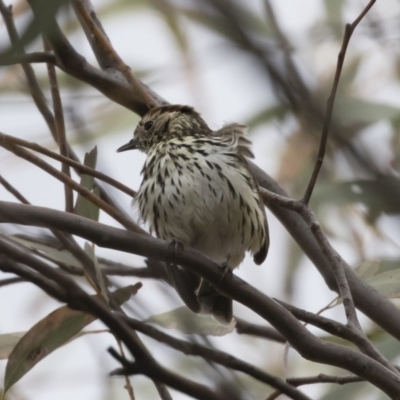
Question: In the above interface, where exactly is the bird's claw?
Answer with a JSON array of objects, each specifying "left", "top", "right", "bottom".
[
  {"left": 218, "top": 262, "right": 232, "bottom": 286},
  {"left": 168, "top": 239, "right": 184, "bottom": 264}
]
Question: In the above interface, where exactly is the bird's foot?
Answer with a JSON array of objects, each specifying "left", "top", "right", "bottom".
[
  {"left": 218, "top": 262, "right": 232, "bottom": 286},
  {"left": 168, "top": 239, "right": 184, "bottom": 264}
]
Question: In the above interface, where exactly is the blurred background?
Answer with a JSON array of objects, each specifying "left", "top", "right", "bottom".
[{"left": 1, "top": 0, "right": 400, "bottom": 399}]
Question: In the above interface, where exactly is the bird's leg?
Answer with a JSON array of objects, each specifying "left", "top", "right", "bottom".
[
  {"left": 166, "top": 239, "right": 202, "bottom": 313},
  {"left": 167, "top": 238, "right": 184, "bottom": 264},
  {"left": 218, "top": 262, "right": 232, "bottom": 286}
]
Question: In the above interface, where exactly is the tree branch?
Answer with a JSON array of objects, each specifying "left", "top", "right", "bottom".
[
  {"left": 0, "top": 239, "right": 229, "bottom": 400},
  {"left": 1, "top": 202, "right": 400, "bottom": 397},
  {"left": 120, "top": 315, "right": 311, "bottom": 399},
  {"left": 0, "top": 132, "right": 136, "bottom": 198},
  {"left": 302, "top": 0, "right": 376, "bottom": 204},
  {"left": 44, "top": 39, "right": 73, "bottom": 212}
]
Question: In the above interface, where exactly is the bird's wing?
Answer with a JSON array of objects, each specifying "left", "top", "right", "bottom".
[
  {"left": 213, "top": 124, "right": 269, "bottom": 264},
  {"left": 215, "top": 123, "right": 254, "bottom": 159}
]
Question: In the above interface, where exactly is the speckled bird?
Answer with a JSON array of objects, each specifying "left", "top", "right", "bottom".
[{"left": 117, "top": 105, "right": 269, "bottom": 324}]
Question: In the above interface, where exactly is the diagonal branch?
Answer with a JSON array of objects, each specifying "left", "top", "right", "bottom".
[
  {"left": 71, "top": 0, "right": 158, "bottom": 109},
  {"left": 44, "top": 39, "right": 73, "bottom": 212},
  {"left": 0, "top": 132, "right": 136, "bottom": 198},
  {"left": 0, "top": 140, "right": 144, "bottom": 234}
]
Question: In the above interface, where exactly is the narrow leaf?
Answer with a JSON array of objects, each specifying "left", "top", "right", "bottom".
[
  {"left": 364, "top": 269, "right": 400, "bottom": 298},
  {"left": 355, "top": 260, "right": 381, "bottom": 281},
  {"left": 11, "top": 236, "right": 81, "bottom": 269},
  {"left": 145, "top": 306, "right": 236, "bottom": 336},
  {"left": 84, "top": 242, "right": 109, "bottom": 302},
  {"left": 0, "top": 333, "right": 24, "bottom": 360},
  {"left": 3, "top": 284, "right": 141, "bottom": 393},
  {"left": 74, "top": 146, "right": 99, "bottom": 221}
]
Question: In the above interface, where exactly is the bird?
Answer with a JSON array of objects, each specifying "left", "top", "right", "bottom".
[{"left": 117, "top": 104, "right": 269, "bottom": 324}]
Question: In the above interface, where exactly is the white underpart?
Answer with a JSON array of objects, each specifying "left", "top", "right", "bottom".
[{"left": 135, "top": 136, "right": 266, "bottom": 269}]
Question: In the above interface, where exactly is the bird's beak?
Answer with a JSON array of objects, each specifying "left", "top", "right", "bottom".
[{"left": 116, "top": 138, "right": 138, "bottom": 153}]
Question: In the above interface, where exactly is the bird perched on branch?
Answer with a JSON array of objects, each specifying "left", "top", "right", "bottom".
[{"left": 117, "top": 105, "right": 269, "bottom": 324}]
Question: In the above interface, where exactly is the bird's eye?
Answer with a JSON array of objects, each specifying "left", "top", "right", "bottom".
[{"left": 144, "top": 121, "right": 154, "bottom": 131}]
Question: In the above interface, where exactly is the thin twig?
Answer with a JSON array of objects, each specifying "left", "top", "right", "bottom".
[
  {"left": 0, "top": 276, "right": 25, "bottom": 287},
  {"left": 0, "top": 132, "right": 136, "bottom": 197},
  {"left": 288, "top": 373, "right": 364, "bottom": 386},
  {"left": 0, "top": 141, "right": 144, "bottom": 234},
  {"left": 235, "top": 318, "right": 286, "bottom": 343},
  {"left": 72, "top": 0, "right": 157, "bottom": 109},
  {"left": 303, "top": 207, "right": 361, "bottom": 331},
  {"left": 302, "top": 0, "right": 376, "bottom": 204},
  {"left": 116, "top": 339, "right": 136, "bottom": 400},
  {"left": 44, "top": 39, "right": 74, "bottom": 212},
  {"left": 265, "top": 373, "right": 364, "bottom": 400},
  {"left": 0, "top": 175, "right": 29, "bottom": 204},
  {"left": 0, "top": 51, "right": 56, "bottom": 66}
]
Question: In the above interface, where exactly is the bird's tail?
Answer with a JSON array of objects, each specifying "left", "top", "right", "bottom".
[
  {"left": 167, "top": 264, "right": 233, "bottom": 325},
  {"left": 196, "top": 279, "right": 233, "bottom": 325}
]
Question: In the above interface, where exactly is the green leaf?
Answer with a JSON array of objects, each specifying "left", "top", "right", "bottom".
[
  {"left": 334, "top": 96, "right": 400, "bottom": 126},
  {"left": 84, "top": 242, "right": 109, "bottom": 302},
  {"left": 145, "top": 306, "right": 236, "bottom": 336},
  {"left": 180, "top": 5, "right": 271, "bottom": 44},
  {"left": 355, "top": 259, "right": 400, "bottom": 298},
  {"left": 313, "top": 177, "right": 400, "bottom": 219},
  {"left": 10, "top": 236, "right": 81, "bottom": 269},
  {"left": 3, "top": 284, "right": 141, "bottom": 393},
  {"left": 355, "top": 260, "right": 381, "bottom": 281},
  {"left": 363, "top": 269, "right": 400, "bottom": 298},
  {"left": 0, "top": 330, "right": 106, "bottom": 361},
  {"left": 74, "top": 147, "right": 99, "bottom": 221},
  {"left": 320, "top": 382, "right": 368, "bottom": 400},
  {"left": 324, "top": 0, "right": 345, "bottom": 24},
  {"left": 246, "top": 105, "right": 288, "bottom": 129},
  {"left": 0, "top": 333, "right": 25, "bottom": 360}
]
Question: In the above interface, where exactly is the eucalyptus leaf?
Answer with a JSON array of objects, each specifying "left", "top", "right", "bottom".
[
  {"left": 246, "top": 105, "right": 288, "bottom": 129},
  {"left": 334, "top": 96, "right": 400, "bottom": 126},
  {"left": 3, "top": 284, "right": 141, "bottom": 393},
  {"left": 84, "top": 242, "right": 109, "bottom": 302},
  {"left": 0, "top": 333, "right": 25, "bottom": 360},
  {"left": 363, "top": 269, "right": 400, "bottom": 299},
  {"left": 313, "top": 177, "right": 400, "bottom": 219},
  {"left": 145, "top": 306, "right": 236, "bottom": 336},
  {"left": 10, "top": 236, "right": 81, "bottom": 269},
  {"left": 0, "top": 330, "right": 106, "bottom": 360},
  {"left": 354, "top": 260, "right": 381, "bottom": 281},
  {"left": 324, "top": 0, "right": 345, "bottom": 23},
  {"left": 74, "top": 146, "right": 99, "bottom": 221},
  {"left": 355, "top": 260, "right": 400, "bottom": 298}
]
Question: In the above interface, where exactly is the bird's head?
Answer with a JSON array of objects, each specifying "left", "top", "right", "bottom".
[{"left": 117, "top": 104, "right": 210, "bottom": 154}]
